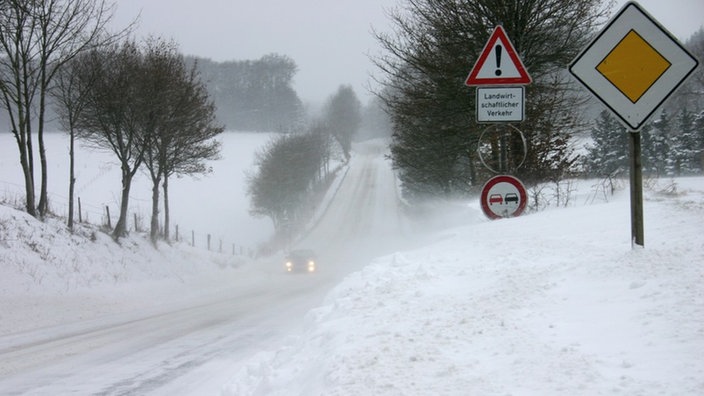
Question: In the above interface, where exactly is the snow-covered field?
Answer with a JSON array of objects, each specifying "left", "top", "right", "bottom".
[
  {"left": 0, "top": 131, "right": 276, "bottom": 354},
  {"left": 223, "top": 177, "right": 704, "bottom": 395},
  {"left": 1, "top": 129, "right": 703, "bottom": 395},
  {"left": 0, "top": 131, "right": 275, "bottom": 251}
]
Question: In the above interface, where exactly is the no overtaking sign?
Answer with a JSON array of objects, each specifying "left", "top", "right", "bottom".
[{"left": 480, "top": 175, "right": 527, "bottom": 219}]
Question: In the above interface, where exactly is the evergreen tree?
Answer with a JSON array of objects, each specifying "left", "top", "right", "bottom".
[
  {"left": 673, "top": 107, "right": 700, "bottom": 174},
  {"left": 645, "top": 112, "right": 672, "bottom": 176},
  {"left": 585, "top": 110, "right": 628, "bottom": 177},
  {"left": 374, "top": 0, "right": 609, "bottom": 200},
  {"left": 696, "top": 111, "right": 704, "bottom": 172}
]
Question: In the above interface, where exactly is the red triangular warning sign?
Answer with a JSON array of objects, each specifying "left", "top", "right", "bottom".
[{"left": 465, "top": 26, "right": 532, "bottom": 86}]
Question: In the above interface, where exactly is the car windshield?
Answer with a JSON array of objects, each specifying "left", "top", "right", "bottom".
[{"left": 288, "top": 249, "right": 315, "bottom": 259}]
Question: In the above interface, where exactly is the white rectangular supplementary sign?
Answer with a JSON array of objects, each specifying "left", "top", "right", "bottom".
[{"left": 476, "top": 86, "right": 524, "bottom": 123}]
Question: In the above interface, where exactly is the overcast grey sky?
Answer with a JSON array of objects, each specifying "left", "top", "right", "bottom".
[
  {"left": 111, "top": 0, "right": 398, "bottom": 105},
  {"left": 110, "top": 0, "right": 703, "bottom": 105}
]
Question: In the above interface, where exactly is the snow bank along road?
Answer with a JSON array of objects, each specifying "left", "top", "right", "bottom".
[{"left": 0, "top": 140, "right": 412, "bottom": 395}]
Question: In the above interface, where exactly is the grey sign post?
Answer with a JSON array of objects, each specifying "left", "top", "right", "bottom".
[{"left": 569, "top": 1, "right": 699, "bottom": 247}]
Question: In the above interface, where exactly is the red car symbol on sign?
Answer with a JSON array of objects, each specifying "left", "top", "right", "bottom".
[{"left": 489, "top": 194, "right": 503, "bottom": 205}]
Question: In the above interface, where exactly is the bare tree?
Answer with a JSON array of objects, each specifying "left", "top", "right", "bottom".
[
  {"left": 51, "top": 53, "right": 95, "bottom": 230},
  {"left": 0, "top": 0, "right": 121, "bottom": 218},
  {"left": 139, "top": 39, "right": 223, "bottom": 243},
  {"left": 159, "top": 72, "right": 222, "bottom": 242},
  {"left": 69, "top": 39, "right": 222, "bottom": 242},
  {"left": 322, "top": 85, "right": 361, "bottom": 160},
  {"left": 75, "top": 41, "right": 146, "bottom": 239},
  {"left": 247, "top": 131, "right": 330, "bottom": 232}
]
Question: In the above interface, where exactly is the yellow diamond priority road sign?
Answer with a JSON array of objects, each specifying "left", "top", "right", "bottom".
[
  {"left": 596, "top": 30, "right": 671, "bottom": 103},
  {"left": 570, "top": 1, "right": 699, "bottom": 130}
]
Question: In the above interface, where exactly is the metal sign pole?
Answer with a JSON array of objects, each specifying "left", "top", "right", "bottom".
[
  {"left": 499, "top": 126, "right": 508, "bottom": 173},
  {"left": 629, "top": 130, "right": 644, "bottom": 247},
  {"left": 568, "top": 1, "right": 699, "bottom": 249}
]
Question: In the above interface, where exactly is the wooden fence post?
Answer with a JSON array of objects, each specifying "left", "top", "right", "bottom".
[
  {"left": 105, "top": 206, "right": 111, "bottom": 228},
  {"left": 78, "top": 197, "right": 83, "bottom": 223}
]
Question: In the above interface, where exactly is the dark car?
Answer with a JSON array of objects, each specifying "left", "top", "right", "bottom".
[
  {"left": 284, "top": 249, "right": 317, "bottom": 273},
  {"left": 504, "top": 193, "right": 519, "bottom": 204}
]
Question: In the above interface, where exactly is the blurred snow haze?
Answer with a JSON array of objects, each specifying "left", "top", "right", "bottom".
[{"left": 1, "top": 132, "right": 703, "bottom": 395}]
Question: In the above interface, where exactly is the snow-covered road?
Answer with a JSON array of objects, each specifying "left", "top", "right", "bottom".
[
  {"left": 1, "top": 274, "right": 315, "bottom": 394},
  {"left": 0, "top": 139, "right": 408, "bottom": 395}
]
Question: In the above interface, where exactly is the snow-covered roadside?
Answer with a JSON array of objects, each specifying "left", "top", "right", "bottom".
[
  {"left": 0, "top": 204, "right": 248, "bottom": 337},
  {"left": 0, "top": 134, "right": 351, "bottom": 343},
  {"left": 223, "top": 177, "right": 704, "bottom": 396},
  {"left": 0, "top": 131, "right": 275, "bottom": 338}
]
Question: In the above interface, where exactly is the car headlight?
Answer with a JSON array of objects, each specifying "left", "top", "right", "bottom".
[
  {"left": 307, "top": 260, "right": 315, "bottom": 272},
  {"left": 286, "top": 261, "right": 293, "bottom": 271}
]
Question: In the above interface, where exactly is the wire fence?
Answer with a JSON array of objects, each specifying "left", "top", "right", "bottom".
[{"left": 0, "top": 180, "right": 253, "bottom": 258}]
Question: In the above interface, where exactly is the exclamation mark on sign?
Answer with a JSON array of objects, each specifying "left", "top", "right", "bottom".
[{"left": 495, "top": 45, "right": 502, "bottom": 76}]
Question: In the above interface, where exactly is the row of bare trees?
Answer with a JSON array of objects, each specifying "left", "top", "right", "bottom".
[
  {"left": 246, "top": 85, "right": 362, "bottom": 246},
  {"left": 56, "top": 40, "right": 223, "bottom": 241},
  {"left": 0, "top": 0, "right": 116, "bottom": 219},
  {"left": 191, "top": 54, "right": 304, "bottom": 132},
  {"left": 0, "top": 0, "right": 223, "bottom": 243}
]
